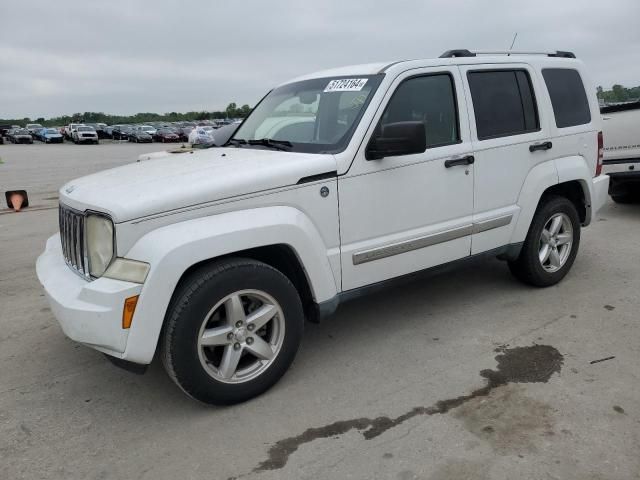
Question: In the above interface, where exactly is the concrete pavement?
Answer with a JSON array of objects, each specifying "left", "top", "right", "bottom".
[{"left": 1, "top": 142, "right": 638, "bottom": 480}]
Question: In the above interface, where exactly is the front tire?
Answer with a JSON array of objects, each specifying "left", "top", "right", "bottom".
[
  {"left": 161, "top": 258, "right": 304, "bottom": 405},
  {"left": 508, "top": 195, "right": 581, "bottom": 287}
]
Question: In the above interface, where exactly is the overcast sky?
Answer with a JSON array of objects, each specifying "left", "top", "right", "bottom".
[{"left": 1, "top": 0, "right": 638, "bottom": 119}]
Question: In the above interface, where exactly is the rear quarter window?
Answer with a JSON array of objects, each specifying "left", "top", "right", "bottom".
[{"left": 542, "top": 69, "right": 591, "bottom": 128}]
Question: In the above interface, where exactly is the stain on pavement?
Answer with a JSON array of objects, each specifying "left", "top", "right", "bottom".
[{"left": 244, "top": 344, "right": 564, "bottom": 475}]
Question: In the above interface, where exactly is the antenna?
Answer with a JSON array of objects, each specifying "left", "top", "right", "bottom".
[{"left": 508, "top": 33, "right": 518, "bottom": 55}]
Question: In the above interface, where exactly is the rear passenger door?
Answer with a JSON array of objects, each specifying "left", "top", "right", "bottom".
[{"left": 459, "top": 64, "right": 553, "bottom": 254}]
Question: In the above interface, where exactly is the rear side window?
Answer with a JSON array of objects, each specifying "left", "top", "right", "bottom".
[
  {"left": 467, "top": 70, "right": 539, "bottom": 140},
  {"left": 542, "top": 69, "right": 591, "bottom": 128}
]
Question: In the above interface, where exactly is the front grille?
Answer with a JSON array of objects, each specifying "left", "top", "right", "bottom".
[{"left": 59, "top": 204, "right": 90, "bottom": 278}]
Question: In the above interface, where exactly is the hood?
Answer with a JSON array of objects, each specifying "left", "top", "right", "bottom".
[{"left": 59, "top": 147, "right": 337, "bottom": 222}]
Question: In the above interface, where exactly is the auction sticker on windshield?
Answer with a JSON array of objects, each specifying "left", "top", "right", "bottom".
[{"left": 324, "top": 78, "right": 368, "bottom": 92}]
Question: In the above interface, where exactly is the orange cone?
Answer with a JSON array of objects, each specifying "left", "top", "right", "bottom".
[
  {"left": 5, "top": 190, "right": 29, "bottom": 212},
  {"left": 10, "top": 193, "right": 23, "bottom": 212}
]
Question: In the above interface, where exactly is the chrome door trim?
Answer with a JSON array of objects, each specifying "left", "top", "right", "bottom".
[
  {"left": 352, "top": 214, "right": 513, "bottom": 265},
  {"left": 471, "top": 214, "right": 513, "bottom": 234},
  {"left": 352, "top": 225, "right": 473, "bottom": 265}
]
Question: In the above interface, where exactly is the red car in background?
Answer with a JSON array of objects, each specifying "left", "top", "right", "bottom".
[{"left": 153, "top": 128, "right": 181, "bottom": 143}]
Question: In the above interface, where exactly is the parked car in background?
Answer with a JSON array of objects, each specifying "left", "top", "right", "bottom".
[
  {"left": 136, "top": 125, "right": 157, "bottom": 137},
  {"left": 26, "top": 123, "right": 44, "bottom": 135},
  {"left": 188, "top": 125, "right": 215, "bottom": 144},
  {"left": 111, "top": 125, "right": 132, "bottom": 140},
  {"left": 110, "top": 125, "right": 124, "bottom": 140},
  {"left": 7, "top": 128, "right": 33, "bottom": 144},
  {"left": 64, "top": 123, "right": 84, "bottom": 140},
  {"left": 37, "top": 128, "right": 64, "bottom": 143},
  {"left": 104, "top": 126, "right": 114, "bottom": 138},
  {"left": 601, "top": 101, "right": 640, "bottom": 203},
  {"left": 153, "top": 128, "right": 180, "bottom": 143},
  {"left": 72, "top": 126, "right": 99, "bottom": 144},
  {"left": 0, "top": 124, "right": 14, "bottom": 137},
  {"left": 86, "top": 123, "right": 109, "bottom": 139},
  {"left": 128, "top": 129, "right": 153, "bottom": 143}
]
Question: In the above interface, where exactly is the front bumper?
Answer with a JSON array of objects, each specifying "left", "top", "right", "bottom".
[{"left": 36, "top": 234, "right": 142, "bottom": 357}]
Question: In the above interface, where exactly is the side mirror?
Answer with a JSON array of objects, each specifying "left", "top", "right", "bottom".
[{"left": 366, "top": 121, "right": 426, "bottom": 160}]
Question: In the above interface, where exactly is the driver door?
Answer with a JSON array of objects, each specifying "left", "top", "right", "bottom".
[{"left": 339, "top": 67, "right": 475, "bottom": 290}]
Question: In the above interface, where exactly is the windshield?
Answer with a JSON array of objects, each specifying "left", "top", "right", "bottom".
[
  {"left": 78, "top": 127, "right": 94, "bottom": 132},
  {"left": 46, "top": 129, "right": 58, "bottom": 134},
  {"left": 231, "top": 74, "right": 383, "bottom": 154}
]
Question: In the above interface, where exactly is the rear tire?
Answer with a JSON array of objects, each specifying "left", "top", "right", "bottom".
[
  {"left": 508, "top": 195, "right": 581, "bottom": 287},
  {"left": 162, "top": 258, "right": 304, "bottom": 405}
]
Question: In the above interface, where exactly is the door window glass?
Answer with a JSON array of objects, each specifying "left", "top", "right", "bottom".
[
  {"left": 467, "top": 70, "right": 540, "bottom": 139},
  {"left": 378, "top": 74, "right": 460, "bottom": 149}
]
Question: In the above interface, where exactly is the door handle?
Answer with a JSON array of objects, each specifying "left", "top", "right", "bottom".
[
  {"left": 529, "top": 141, "right": 553, "bottom": 152},
  {"left": 444, "top": 155, "right": 475, "bottom": 168}
]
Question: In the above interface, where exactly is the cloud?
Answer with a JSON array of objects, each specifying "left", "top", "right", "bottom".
[{"left": 1, "top": 0, "right": 639, "bottom": 118}]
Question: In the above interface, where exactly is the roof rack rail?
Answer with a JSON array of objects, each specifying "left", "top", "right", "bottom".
[
  {"left": 439, "top": 49, "right": 576, "bottom": 59},
  {"left": 439, "top": 49, "right": 476, "bottom": 58}
]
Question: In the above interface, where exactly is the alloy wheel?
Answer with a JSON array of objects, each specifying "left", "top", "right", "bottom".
[
  {"left": 196, "top": 289, "right": 285, "bottom": 384},
  {"left": 538, "top": 212, "right": 573, "bottom": 272}
]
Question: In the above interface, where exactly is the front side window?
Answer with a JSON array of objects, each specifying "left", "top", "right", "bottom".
[
  {"left": 468, "top": 70, "right": 539, "bottom": 140},
  {"left": 377, "top": 73, "right": 459, "bottom": 149},
  {"left": 231, "top": 75, "right": 383, "bottom": 154},
  {"left": 542, "top": 68, "right": 591, "bottom": 128}
]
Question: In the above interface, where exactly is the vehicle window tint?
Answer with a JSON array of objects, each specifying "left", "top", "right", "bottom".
[
  {"left": 467, "top": 70, "right": 539, "bottom": 140},
  {"left": 379, "top": 74, "right": 459, "bottom": 148},
  {"left": 542, "top": 69, "right": 591, "bottom": 128}
]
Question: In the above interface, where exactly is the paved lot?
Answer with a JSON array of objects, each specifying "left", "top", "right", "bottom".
[{"left": 0, "top": 143, "right": 639, "bottom": 480}]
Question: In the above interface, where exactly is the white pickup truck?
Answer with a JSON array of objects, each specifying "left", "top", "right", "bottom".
[
  {"left": 601, "top": 101, "right": 640, "bottom": 203},
  {"left": 37, "top": 50, "right": 609, "bottom": 404}
]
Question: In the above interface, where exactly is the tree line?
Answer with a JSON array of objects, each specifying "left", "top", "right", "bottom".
[
  {"left": 0, "top": 103, "right": 252, "bottom": 127},
  {"left": 597, "top": 84, "right": 640, "bottom": 104}
]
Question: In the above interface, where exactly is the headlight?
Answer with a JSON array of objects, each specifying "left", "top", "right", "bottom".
[{"left": 86, "top": 214, "right": 114, "bottom": 277}]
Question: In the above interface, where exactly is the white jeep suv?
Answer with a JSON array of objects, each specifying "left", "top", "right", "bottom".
[{"left": 37, "top": 50, "right": 609, "bottom": 404}]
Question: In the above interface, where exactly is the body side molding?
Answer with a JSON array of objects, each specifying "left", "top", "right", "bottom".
[{"left": 352, "top": 214, "right": 513, "bottom": 265}]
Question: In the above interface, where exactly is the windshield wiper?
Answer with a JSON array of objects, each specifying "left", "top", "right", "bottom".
[
  {"left": 228, "top": 138, "right": 247, "bottom": 147},
  {"left": 247, "top": 138, "right": 292, "bottom": 151}
]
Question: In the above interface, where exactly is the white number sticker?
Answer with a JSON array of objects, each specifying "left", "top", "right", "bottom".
[{"left": 324, "top": 78, "right": 368, "bottom": 93}]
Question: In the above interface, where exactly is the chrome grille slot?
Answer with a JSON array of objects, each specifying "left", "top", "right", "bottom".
[{"left": 59, "top": 204, "right": 89, "bottom": 278}]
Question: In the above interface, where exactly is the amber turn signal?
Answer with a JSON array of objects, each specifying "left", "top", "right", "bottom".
[{"left": 122, "top": 295, "right": 139, "bottom": 329}]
